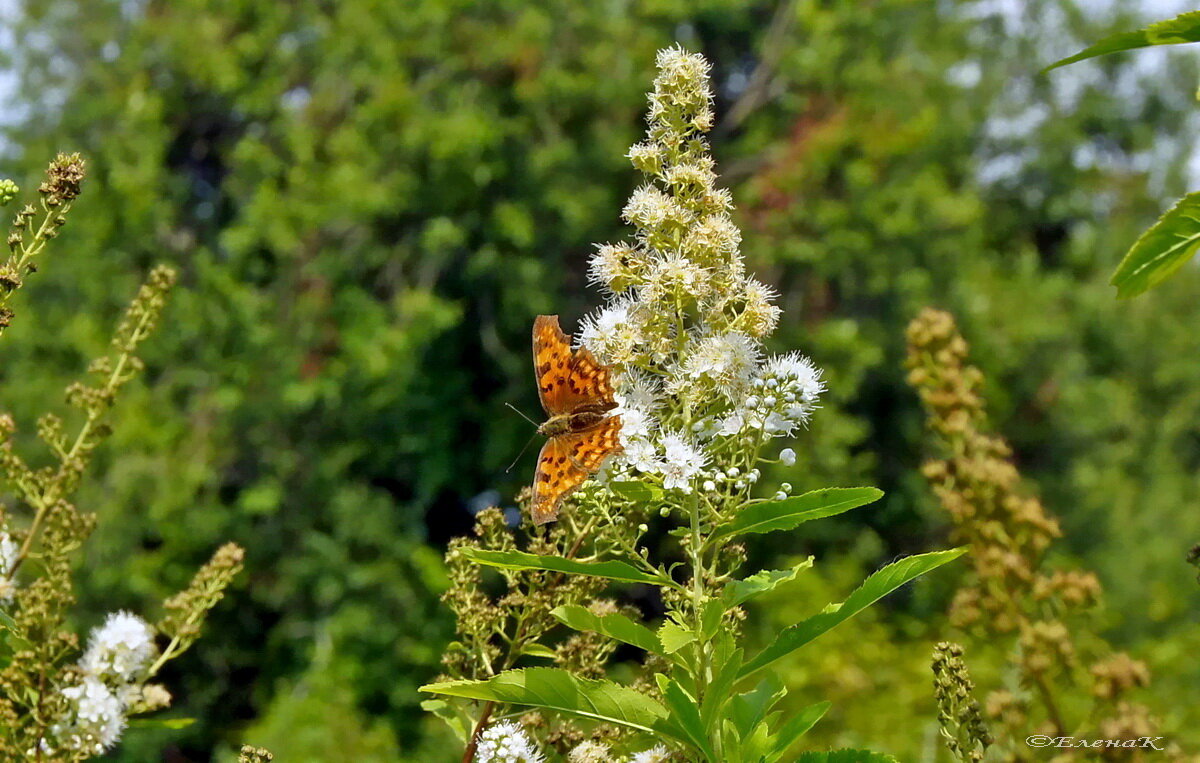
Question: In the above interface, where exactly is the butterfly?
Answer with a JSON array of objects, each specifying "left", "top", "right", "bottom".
[{"left": 529, "top": 314, "right": 623, "bottom": 525}]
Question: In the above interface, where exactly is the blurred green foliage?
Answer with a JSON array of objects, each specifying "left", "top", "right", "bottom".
[{"left": 2, "top": 0, "right": 1199, "bottom": 758}]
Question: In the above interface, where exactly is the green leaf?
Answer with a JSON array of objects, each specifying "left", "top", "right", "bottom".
[
  {"left": 740, "top": 549, "right": 965, "bottom": 678},
  {"left": 730, "top": 675, "right": 788, "bottom": 738},
  {"left": 767, "top": 701, "right": 832, "bottom": 762},
  {"left": 127, "top": 717, "right": 197, "bottom": 730},
  {"left": 722, "top": 559, "right": 814, "bottom": 608},
  {"left": 718, "top": 488, "right": 883, "bottom": 539},
  {"left": 420, "top": 668, "right": 676, "bottom": 738},
  {"left": 461, "top": 547, "right": 677, "bottom": 588},
  {"left": 1045, "top": 11, "right": 1200, "bottom": 71},
  {"left": 1109, "top": 192, "right": 1200, "bottom": 298},
  {"left": 551, "top": 605, "right": 661, "bottom": 654},
  {"left": 608, "top": 481, "right": 665, "bottom": 502},
  {"left": 661, "top": 677, "right": 716, "bottom": 760},
  {"left": 658, "top": 618, "right": 696, "bottom": 654},
  {"left": 700, "top": 648, "right": 744, "bottom": 731},
  {"left": 518, "top": 642, "right": 558, "bottom": 659},
  {"left": 419, "top": 699, "right": 473, "bottom": 743},
  {"left": 796, "top": 750, "right": 899, "bottom": 762}
]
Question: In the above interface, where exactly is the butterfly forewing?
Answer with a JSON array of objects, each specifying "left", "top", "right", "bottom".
[{"left": 533, "top": 315, "right": 616, "bottom": 417}]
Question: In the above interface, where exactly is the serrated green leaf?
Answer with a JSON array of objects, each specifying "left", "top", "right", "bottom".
[
  {"left": 462, "top": 547, "right": 678, "bottom": 588},
  {"left": 740, "top": 549, "right": 965, "bottom": 679},
  {"left": 1045, "top": 10, "right": 1200, "bottom": 72},
  {"left": 420, "top": 668, "right": 678, "bottom": 739},
  {"left": 717, "top": 488, "right": 883, "bottom": 539},
  {"left": 658, "top": 618, "right": 696, "bottom": 654},
  {"left": 1108, "top": 192, "right": 1200, "bottom": 298},
  {"left": 767, "top": 701, "right": 832, "bottom": 762},
  {"left": 796, "top": 750, "right": 899, "bottom": 762},
  {"left": 551, "top": 605, "right": 661, "bottom": 654},
  {"left": 722, "top": 559, "right": 814, "bottom": 608}
]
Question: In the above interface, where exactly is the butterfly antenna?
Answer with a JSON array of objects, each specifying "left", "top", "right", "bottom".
[
  {"left": 504, "top": 402, "right": 539, "bottom": 427},
  {"left": 506, "top": 433, "right": 538, "bottom": 474}
]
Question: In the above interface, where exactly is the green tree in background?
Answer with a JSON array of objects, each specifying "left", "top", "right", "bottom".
[{"left": 3, "top": 0, "right": 1198, "bottom": 758}]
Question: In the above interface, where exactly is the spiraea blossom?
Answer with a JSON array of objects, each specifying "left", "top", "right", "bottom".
[
  {"left": 44, "top": 611, "right": 158, "bottom": 755},
  {"left": 81, "top": 611, "right": 157, "bottom": 681},
  {"left": 49, "top": 676, "right": 126, "bottom": 756},
  {"left": 579, "top": 46, "right": 823, "bottom": 499},
  {"left": 473, "top": 720, "right": 545, "bottom": 763}
]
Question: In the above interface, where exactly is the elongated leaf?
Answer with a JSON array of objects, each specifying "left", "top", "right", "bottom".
[
  {"left": 1045, "top": 11, "right": 1200, "bottom": 71},
  {"left": 462, "top": 547, "right": 676, "bottom": 587},
  {"left": 662, "top": 678, "right": 716, "bottom": 759},
  {"left": 796, "top": 750, "right": 899, "bottom": 763},
  {"left": 420, "top": 668, "right": 675, "bottom": 738},
  {"left": 551, "top": 605, "right": 661, "bottom": 654},
  {"left": 722, "top": 559, "right": 813, "bottom": 608},
  {"left": 1109, "top": 192, "right": 1200, "bottom": 298},
  {"left": 730, "top": 675, "right": 787, "bottom": 738},
  {"left": 740, "top": 549, "right": 965, "bottom": 678},
  {"left": 700, "top": 648, "right": 744, "bottom": 731},
  {"left": 768, "top": 701, "right": 832, "bottom": 762},
  {"left": 718, "top": 488, "right": 883, "bottom": 539}
]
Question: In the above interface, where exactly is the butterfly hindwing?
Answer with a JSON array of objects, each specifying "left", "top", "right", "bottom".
[
  {"left": 531, "top": 436, "right": 590, "bottom": 525},
  {"left": 570, "top": 415, "right": 622, "bottom": 472}
]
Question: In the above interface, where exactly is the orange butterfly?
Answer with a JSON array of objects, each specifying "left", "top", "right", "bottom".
[{"left": 529, "top": 315, "right": 623, "bottom": 525}]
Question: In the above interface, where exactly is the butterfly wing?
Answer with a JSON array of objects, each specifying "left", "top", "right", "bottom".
[
  {"left": 530, "top": 416, "right": 623, "bottom": 525},
  {"left": 533, "top": 314, "right": 617, "bottom": 417}
]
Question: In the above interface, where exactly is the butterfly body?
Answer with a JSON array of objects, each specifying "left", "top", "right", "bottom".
[
  {"left": 536, "top": 408, "right": 611, "bottom": 439},
  {"left": 529, "top": 315, "right": 622, "bottom": 524}
]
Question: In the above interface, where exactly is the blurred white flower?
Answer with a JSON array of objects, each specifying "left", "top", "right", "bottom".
[
  {"left": 779, "top": 448, "right": 796, "bottom": 466},
  {"left": 567, "top": 740, "right": 614, "bottom": 763},
  {"left": 631, "top": 745, "right": 671, "bottom": 763},
  {"left": 0, "top": 531, "right": 18, "bottom": 604},
  {"left": 54, "top": 676, "right": 126, "bottom": 755},
  {"left": 81, "top": 611, "right": 156, "bottom": 681},
  {"left": 474, "top": 720, "right": 544, "bottom": 763}
]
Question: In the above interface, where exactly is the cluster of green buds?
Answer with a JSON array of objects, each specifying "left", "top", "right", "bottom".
[{"left": 932, "top": 642, "right": 992, "bottom": 762}]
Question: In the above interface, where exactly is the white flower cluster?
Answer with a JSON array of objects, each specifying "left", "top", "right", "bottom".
[
  {"left": 580, "top": 47, "right": 823, "bottom": 497},
  {"left": 567, "top": 741, "right": 671, "bottom": 763},
  {"left": 474, "top": 720, "right": 545, "bottom": 763},
  {"left": 46, "top": 611, "right": 157, "bottom": 756},
  {"left": 0, "top": 530, "right": 18, "bottom": 604}
]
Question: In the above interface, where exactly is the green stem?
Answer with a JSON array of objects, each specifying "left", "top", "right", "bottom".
[{"left": 11, "top": 294, "right": 154, "bottom": 574}]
